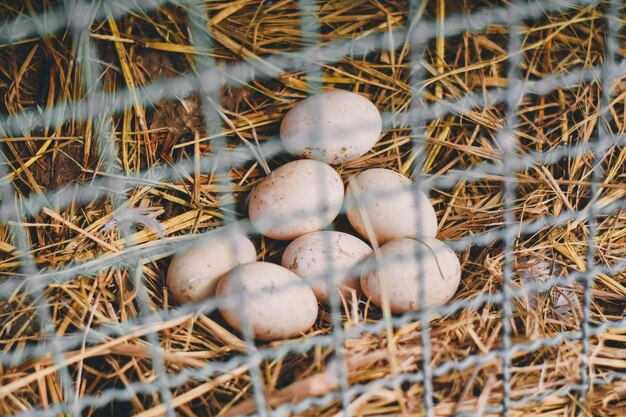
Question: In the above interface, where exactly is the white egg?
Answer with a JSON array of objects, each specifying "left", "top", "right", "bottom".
[
  {"left": 280, "top": 90, "right": 382, "bottom": 165},
  {"left": 248, "top": 159, "right": 344, "bottom": 240},
  {"left": 360, "top": 237, "right": 461, "bottom": 313},
  {"left": 166, "top": 231, "right": 256, "bottom": 304},
  {"left": 282, "top": 231, "right": 372, "bottom": 304},
  {"left": 345, "top": 168, "right": 437, "bottom": 244},
  {"left": 216, "top": 262, "right": 319, "bottom": 341}
]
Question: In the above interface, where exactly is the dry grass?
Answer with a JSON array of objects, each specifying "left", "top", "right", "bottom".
[{"left": 1, "top": 0, "right": 626, "bottom": 416}]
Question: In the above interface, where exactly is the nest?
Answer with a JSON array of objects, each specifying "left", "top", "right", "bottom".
[{"left": 1, "top": 0, "right": 625, "bottom": 416}]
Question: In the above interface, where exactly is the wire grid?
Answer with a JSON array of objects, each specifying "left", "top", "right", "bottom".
[{"left": 0, "top": 0, "right": 625, "bottom": 416}]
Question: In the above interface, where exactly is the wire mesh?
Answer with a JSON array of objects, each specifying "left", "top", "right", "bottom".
[{"left": 0, "top": 0, "right": 625, "bottom": 416}]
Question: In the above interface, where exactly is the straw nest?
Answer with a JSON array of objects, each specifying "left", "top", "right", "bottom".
[{"left": 1, "top": 1, "right": 625, "bottom": 416}]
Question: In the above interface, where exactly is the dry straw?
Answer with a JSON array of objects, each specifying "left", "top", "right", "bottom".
[{"left": 1, "top": 0, "right": 625, "bottom": 416}]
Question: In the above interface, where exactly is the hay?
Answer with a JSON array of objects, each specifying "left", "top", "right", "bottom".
[{"left": 1, "top": 0, "right": 625, "bottom": 416}]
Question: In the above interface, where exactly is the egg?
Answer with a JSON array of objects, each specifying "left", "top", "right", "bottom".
[
  {"left": 280, "top": 90, "right": 382, "bottom": 164},
  {"left": 248, "top": 159, "right": 344, "bottom": 240},
  {"left": 216, "top": 262, "right": 318, "bottom": 341},
  {"left": 282, "top": 231, "right": 372, "bottom": 304},
  {"left": 360, "top": 237, "right": 461, "bottom": 313},
  {"left": 345, "top": 168, "right": 437, "bottom": 244},
  {"left": 166, "top": 231, "right": 256, "bottom": 304}
]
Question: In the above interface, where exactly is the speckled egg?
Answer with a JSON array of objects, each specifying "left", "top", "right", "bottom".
[
  {"left": 360, "top": 237, "right": 461, "bottom": 313},
  {"left": 282, "top": 231, "right": 372, "bottom": 304},
  {"left": 280, "top": 90, "right": 382, "bottom": 164},
  {"left": 248, "top": 159, "right": 344, "bottom": 240},
  {"left": 166, "top": 231, "right": 256, "bottom": 304},
  {"left": 345, "top": 168, "right": 437, "bottom": 244},
  {"left": 216, "top": 262, "right": 319, "bottom": 341}
]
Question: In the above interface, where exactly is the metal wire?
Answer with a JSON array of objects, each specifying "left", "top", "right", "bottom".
[
  {"left": 1, "top": 0, "right": 625, "bottom": 416},
  {"left": 498, "top": 10, "right": 525, "bottom": 416},
  {"left": 407, "top": 0, "right": 434, "bottom": 414}
]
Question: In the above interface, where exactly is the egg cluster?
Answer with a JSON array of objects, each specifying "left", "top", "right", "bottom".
[{"left": 166, "top": 90, "right": 461, "bottom": 341}]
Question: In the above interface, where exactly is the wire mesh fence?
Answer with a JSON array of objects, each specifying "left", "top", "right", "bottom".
[{"left": 1, "top": 0, "right": 625, "bottom": 416}]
